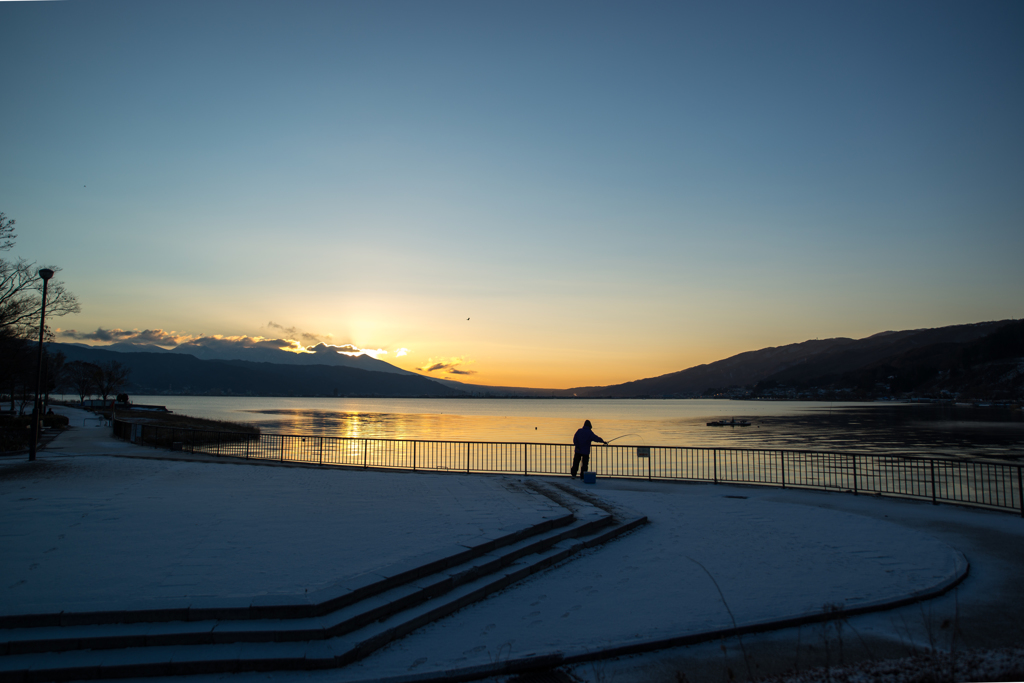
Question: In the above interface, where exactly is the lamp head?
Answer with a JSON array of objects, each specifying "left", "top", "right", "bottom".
[{"left": 38, "top": 268, "right": 54, "bottom": 281}]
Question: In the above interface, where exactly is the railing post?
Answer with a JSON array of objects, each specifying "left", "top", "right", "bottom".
[
  {"left": 713, "top": 449, "right": 718, "bottom": 484},
  {"left": 931, "top": 459, "right": 937, "bottom": 505},
  {"left": 523, "top": 444, "right": 527, "bottom": 476},
  {"left": 1018, "top": 466, "right": 1023, "bottom": 518},
  {"left": 363, "top": 440, "right": 368, "bottom": 469},
  {"left": 412, "top": 441, "right": 417, "bottom": 471},
  {"left": 245, "top": 437, "right": 250, "bottom": 459},
  {"left": 852, "top": 454, "right": 857, "bottom": 495},
  {"left": 319, "top": 437, "right": 323, "bottom": 465},
  {"left": 466, "top": 442, "right": 470, "bottom": 473},
  {"left": 780, "top": 451, "right": 786, "bottom": 488},
  {"left": 216, "top": 431, "right": 221, "bottom": 456}
]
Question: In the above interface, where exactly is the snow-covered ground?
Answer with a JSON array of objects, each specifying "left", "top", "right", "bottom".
[
  {"left": 0, "top": 454, "right": 560, "bottom": 616},
  {"left": 4, "top": 406, "right": 1021, "bottom": 682},
  {"left": 329, "top": 483, "right": 964, "bottom": 682}
]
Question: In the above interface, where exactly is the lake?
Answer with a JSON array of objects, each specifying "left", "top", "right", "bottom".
[{"left": 126, "top": 397, "right": 1024, "bottom": 461}]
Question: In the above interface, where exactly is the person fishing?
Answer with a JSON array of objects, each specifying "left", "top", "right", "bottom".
[{"left": 570, "top": 420, "right": 607, "bottom": 479}]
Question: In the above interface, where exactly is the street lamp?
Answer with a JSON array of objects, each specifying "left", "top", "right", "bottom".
[{"left": 28, "top": 268, "right": 54, "bottom": 461}]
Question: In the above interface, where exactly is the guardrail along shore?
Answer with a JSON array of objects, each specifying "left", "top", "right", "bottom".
[{"left": 111, "top": 418, "right": 1024, "bottom": 517}]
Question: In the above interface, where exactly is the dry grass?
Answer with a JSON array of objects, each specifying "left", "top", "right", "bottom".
[
  {"left": 756, "top": 646, "right": 1024, "bottom": 683},
  {"left": 109, "top": 408, "right": 260, "bottom": 434}
]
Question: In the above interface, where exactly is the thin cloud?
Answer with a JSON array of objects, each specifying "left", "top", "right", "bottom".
[
  {"left": 59, "top": 326, "right": 388, "bottom": 358},
  {"left": 308, "top": 343, "right": 361, "bottom": 354},
  {"left": 176, "top": 336, "right": 307, "bottom": 353},
  {"left": 58, "top": 328, "right": 133, "bottom": 342},
  {"left": 419, "top": 362, "right": 448, "bottom": 372},
  {"left": 417, "top": 357, "right": 477, "bottom": 375},
  {"left": 57, "top": 328, "right": 197, "bottom": 346},
  {"left": 395, "top": 348, "right": 408, "bottom": 357},
  {"left": 307, "top": 343, "right": 388, "bottom": 358},
  {"left": 265, "top": 321, "right": 326, "bottom": 345},
  {"left": 265, "top": 321, "right": 293, "bottom": 334}
]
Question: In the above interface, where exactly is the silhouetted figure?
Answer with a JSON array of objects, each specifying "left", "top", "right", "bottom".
[{"left": 570, "top": 420, "right": 606, "bottom": 479}]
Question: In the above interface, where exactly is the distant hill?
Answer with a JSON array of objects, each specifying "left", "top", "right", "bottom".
[
  {"left": 762, "top": 319, "right": 1024, "bottom": 400},
  {"left": 59, "top": 341, "right": 564, "bottom": 397},
  {"left": 426, "top": 377, "right": 562, "bottom": 397},
  {"left": 168, "top": 341, "right": 415, "bottom": 376},
  {"left": 99, "top": 342, "right": 172, "bottom": 353},
  {"left": 50, "top": 344, "right": 466, "bottom": 398},
  {"left": 567, "top": 320, "right": 1022, "bottom": 399},
  {"left": 62, "top": 340, "right": 414, "bottom": 374}
]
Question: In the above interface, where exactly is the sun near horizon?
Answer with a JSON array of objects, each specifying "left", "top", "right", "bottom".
[{"left": 4, "top": 1, "right": 1022, "bottom": 389}]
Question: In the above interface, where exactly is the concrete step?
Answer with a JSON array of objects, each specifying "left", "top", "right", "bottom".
[
  {"left": 0, "top": 511, "right": 608, "bottom": 657},
  {"left": 0, "top": 506, "right": 574, "bottom": 631},
  {"left": 0, "top": 484, "right": 647, "bottom": 682}
]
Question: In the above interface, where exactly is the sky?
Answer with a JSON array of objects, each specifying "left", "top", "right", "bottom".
[{"left": 2, "top": 0, "right": 1022, "bottom": 389}]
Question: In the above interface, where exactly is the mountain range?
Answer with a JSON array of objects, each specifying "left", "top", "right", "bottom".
[
  {"left": 53, "top": 345, "right": 465, "bottom": 398},
  {"left": 566, "top": 319, "right": 1023, "bottom": 400},
  {"left": 50, "top": 318, "right": 1024, "bottom": 400},
  {"left": 93, "top": 341, "right": 412, "bottom": 375}
]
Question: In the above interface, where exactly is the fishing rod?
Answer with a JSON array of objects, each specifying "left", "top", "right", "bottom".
[{"left": 605, "top": 433, "right": 644, "bottom": 444}]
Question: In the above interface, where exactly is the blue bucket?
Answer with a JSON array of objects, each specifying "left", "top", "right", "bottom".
[{"left": 583, "top": 471, "right": 597, "bottom": 484}]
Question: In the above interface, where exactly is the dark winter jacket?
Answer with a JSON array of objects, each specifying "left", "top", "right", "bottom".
[{"left": 573, "top": 427, "right": 604, "bottom": 456}]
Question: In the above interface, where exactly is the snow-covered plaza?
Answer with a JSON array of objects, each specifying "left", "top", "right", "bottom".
[{"left": 2, "top": 406, "right": 1022, "bottom": 683}]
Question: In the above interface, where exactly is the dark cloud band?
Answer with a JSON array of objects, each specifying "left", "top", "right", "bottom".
[
  {"left": 58, "top": 328, "right": 187, "bottom": 345},
  {"left": 417, "top": 357, "right": 477, "bottom": 375}
]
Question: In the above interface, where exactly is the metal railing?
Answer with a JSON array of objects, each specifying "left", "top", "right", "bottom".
[{"left": 111, "top": 418, "right": 1024, "bottom": 517}]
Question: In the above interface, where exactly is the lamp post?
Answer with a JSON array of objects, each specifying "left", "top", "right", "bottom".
[{"left": 28, "top": 268, "right": 54, "bottom": 461}]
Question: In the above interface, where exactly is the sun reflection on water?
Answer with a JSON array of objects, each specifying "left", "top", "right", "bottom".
[
  {"left": 135, "top": 397, "right": 1024, "bottom": 460},
  {"left": 240, "top": 409, "right": 587, "bottom": 445}
]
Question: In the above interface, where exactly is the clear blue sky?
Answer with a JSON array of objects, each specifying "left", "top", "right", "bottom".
[{"left": 3, "top": 0, "right": 1022, "bottom": 388}]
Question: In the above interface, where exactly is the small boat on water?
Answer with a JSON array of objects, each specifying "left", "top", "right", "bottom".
[{"left": 707, "top": 418, "right": 751, "bottom": 427}]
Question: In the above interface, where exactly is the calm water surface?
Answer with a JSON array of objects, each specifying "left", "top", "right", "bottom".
[{"left": 128, "top": 397, "right": 1024, "bottom": 461}]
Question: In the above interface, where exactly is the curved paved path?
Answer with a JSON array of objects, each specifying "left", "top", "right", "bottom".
[{"left": 332, "top": 482, "right": 965, "bottom": 682}]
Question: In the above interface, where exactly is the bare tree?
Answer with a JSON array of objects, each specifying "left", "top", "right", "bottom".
[
  {"left": 63, "top": 361, "right": 101, "bottom": 405},
  {"left": 0, "top": 212, "right": 15, "bottom": 252},
  {"left": 1, "top": 259, "right": 81, "bottom": 339},
  {"left": 0, "top": 211, "right": 81, "bottom": 340},
  {"left": 43, "top": 349, "right": 66, "bottom": 404},
  {"left": 96, "top": 360, "right": 131, "bottom": 402},
  {"left": 0, "top": 333, "right": 33, "bottom": 413}
]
